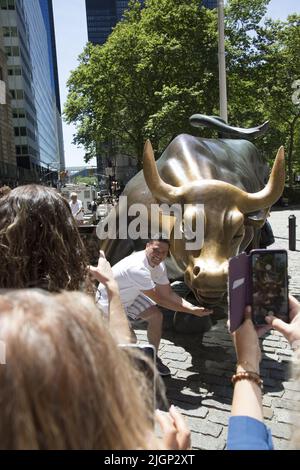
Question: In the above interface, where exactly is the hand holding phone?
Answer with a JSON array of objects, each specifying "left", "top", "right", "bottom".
[
  {"left": 251, "top": 250, "right": 289, "bottom": 326},
  {"left": 228, "top": 249, "right": 289, "bottom": 331}
]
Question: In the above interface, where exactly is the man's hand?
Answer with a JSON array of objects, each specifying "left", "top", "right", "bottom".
[{"left": 190, "top": 305, "right": 213, "bottom": 317}]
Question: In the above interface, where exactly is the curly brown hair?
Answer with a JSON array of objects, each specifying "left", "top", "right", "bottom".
[{"left": 0, "top": 185, "right": 90, "bottom": 291}]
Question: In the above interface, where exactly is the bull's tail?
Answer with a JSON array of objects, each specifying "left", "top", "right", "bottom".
[{"left": 189, "top": 114, "right": 269, "bottom": 140}]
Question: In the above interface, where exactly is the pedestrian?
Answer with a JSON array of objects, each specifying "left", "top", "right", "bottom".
[
  {"left": 96, "top": 236, "right": 212, "bottom": 376},
  {"left": 69, "top": 192, "right": 84, "bottom": 224}
]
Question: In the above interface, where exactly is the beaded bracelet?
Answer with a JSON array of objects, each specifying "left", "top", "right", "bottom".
[{"left": 231, "top": 371, "right": 263, "bottom": 390}]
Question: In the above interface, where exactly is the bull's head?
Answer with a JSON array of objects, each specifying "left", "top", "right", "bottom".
[{"left": 143, "top": 140, "right": 285, "bottom": 305}]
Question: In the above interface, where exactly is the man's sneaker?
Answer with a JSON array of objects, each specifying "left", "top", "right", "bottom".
[{"left": 156, "top": 357, "right": 171, "bottom": 377}]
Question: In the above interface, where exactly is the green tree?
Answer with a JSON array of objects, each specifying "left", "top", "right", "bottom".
[
  {"left": 65, "top": 0, "right": 219, "bottom": 168},
  {"left": 226, "top": 0, "right": 300, "bottom": 184},
  {"left": 73, "top": 176, "right": 97, "bottom": 186}
]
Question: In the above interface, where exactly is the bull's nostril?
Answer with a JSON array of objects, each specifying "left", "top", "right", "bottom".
[{"left": 193, "top": 266, "right": 200, "bottom": 277}]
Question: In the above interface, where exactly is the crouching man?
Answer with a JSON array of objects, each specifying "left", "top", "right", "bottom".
[{"left": 97, "top": 236, "right": 212, "bottom": 376}]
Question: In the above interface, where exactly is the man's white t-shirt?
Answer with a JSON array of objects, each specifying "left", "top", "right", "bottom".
[
  {"left": 69, "top": 200, "right": 84, "bottom": 221},
  {"left": 96, "top": 250, "right": 169, "bottom": 312}
]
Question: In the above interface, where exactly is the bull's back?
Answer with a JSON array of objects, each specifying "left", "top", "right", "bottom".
[{"left": 124, "top": 134, "right": 266, "bottom": 196}]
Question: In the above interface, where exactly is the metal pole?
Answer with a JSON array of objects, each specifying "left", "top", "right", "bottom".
[
  {"left": 288, "top": 215, "right": 296, "bottom": 251},
  {"left": 218, "top": 0, "right": 228, "bottom": 123}
]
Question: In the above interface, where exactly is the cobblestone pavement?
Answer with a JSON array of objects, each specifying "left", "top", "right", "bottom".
[{"left": 135, "top": 206, "right": 300, "bottom": 450}]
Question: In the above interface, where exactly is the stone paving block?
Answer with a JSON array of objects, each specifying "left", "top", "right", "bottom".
[
  {"left": 191, "top": 432, "right": 225, "bottom": 450},
  {"left": 262, "top": 396, "right": 273, "bottom": 407},
  {"left": 186, "top": 416, "right": 223, "bottom": 438},
  {"left": 276, "top": 409, "right": 294, "bottom": 425},
  {"left": 283, "top": 390, "right": 300, "bottom": 400},
  {"left": 282, "top": 380, "right": 300, "bottom": 392},
  {"left": 164, "top": 360, "right": 192, "bottom": 370},
  {"left": 167, "top": 390, "right": 203, "bottom": 405},
  {"left": 162, "top": 352, "right": 189, "bottom": 362},
  {"left": 272, "top": 437, "right": 289, "bottom": 450},
  {"left": 269, "top": 422, "right": 291, "bottom": 440},
  {"left": 272, "top": 398, "right": 300, "bottom": 411},
  {"left": 207, "top": 409, "right": 230, "bottom": 426},
  {"left": 162, "top": 345, "right": 186, "bottom": 354},
  {"left": 176, "top": 404, "right": 209, "bottom": 419},
  {"left": 176, "top": 369, "right": 199, "bottom": 379},
  {"left": 265, "top": 388, "right": 285, "bottom": 397},
  {"left": 263, "top": 407, "right": 274, "bottom": 420},
  {"left": 200, "top": 398, "right": 231, "bottom": 411}
]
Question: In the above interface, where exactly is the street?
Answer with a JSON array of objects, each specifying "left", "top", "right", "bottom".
[{"left": 136, "top": 206, "right": 300, "bottom": 450}]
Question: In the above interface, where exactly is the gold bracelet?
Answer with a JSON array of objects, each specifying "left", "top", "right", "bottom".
[{"left": 231, "top": 371, "right": 263, "bottom": 390}]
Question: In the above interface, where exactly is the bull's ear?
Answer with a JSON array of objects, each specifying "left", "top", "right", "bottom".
[{"left": 244, "top": 208, "right": 269, "bottom": 228}]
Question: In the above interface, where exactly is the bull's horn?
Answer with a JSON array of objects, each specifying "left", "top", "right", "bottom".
[
  {"left": 143, "top": 140, "right": 182, "bottom": 203},
  {"left": 237, "top": 146, "right": 285, "bottom": 213}
]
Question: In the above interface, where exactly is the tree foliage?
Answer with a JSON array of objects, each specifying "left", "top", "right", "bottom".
[
  {"left": 65, "top": 0, "right": 300, "bottom": 182},
  {"left": 65, "top": 0, "right": 219, "bottom": 168},
  {"left": 226, "top": 0, "right": 300, "bottom": 183}
]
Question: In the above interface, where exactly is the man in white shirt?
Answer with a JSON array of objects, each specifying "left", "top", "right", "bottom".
[
  {"left": 69, "top": 192, "right": 84, "bottom": 224},
  {"left": 97, "top": 237, "right": 212, "bottom": 376}
]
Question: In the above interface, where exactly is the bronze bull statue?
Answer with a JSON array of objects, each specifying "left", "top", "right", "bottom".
[{"left": 100, "top": 116, "right": 285, "bottom": 307}]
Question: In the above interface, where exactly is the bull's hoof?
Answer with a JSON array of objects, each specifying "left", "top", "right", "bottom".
[{"left": 173, "top": 311, "right": 213, "bottom": 334}]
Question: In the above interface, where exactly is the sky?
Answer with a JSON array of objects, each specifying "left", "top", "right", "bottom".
[{"left": 52, "top": 0, "right": 300, "bottom": 168}]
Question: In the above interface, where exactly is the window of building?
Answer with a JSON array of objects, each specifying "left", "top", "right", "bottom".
[
  {"left": 2, "top": 26, "right": 17, "bottom": 37},
  {"left": 4, "top": 46, "right": 20, "bottom": 57},
  {"left": 0, "top": 0, "right": 15, "bottom": 10},
  {"left": 14, "top": 127, "right": 27, "bottom": 137},
  {"left": 12, "top": 108, "right": 26, "bottom": 119},
  {"left": 8, "top": 66, "right": 22, "bottom": 76}
]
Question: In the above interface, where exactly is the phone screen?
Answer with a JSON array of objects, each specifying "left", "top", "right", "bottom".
[{"left": 251, "top": 250, "right": 289, "bottom": 325}]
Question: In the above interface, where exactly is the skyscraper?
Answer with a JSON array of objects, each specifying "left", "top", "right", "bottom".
[
  {"left": 0, "top": 0, "right": 64, "bottom": 184},
  {"left": 86, "top": 1, "right": 217, "bottom": 46},
  {"left": 85, "top": 0, "right": 145, "bottom": 45},
  {"left": 39, "top": 0, "right": 65, "bottom": 169},
  {"left": 0, "top": 26, "right": 17, "bottom": 184}
]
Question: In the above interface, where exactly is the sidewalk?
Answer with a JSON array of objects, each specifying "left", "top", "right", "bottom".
[{"left": 135, "top": 207, "right": 300, "bottom": 450}]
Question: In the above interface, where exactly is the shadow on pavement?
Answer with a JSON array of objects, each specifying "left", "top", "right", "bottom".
[{"left": 159, "top": 318, "right": 289, "bottom": 410}]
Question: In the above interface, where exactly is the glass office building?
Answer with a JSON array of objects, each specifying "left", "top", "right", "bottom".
[
  {"left": 0, "top": 0, "right": 64, "bottom": 181},
  {"left": 86, "top": 0, "right": 217, "bottom": 46},
  {"left": 85, "top": 0, "right": 145, "bottom": 45}
]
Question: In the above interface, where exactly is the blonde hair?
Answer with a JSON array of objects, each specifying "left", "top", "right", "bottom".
[{"left": 0, "top": 289, "right": 155, "bottom": 449}]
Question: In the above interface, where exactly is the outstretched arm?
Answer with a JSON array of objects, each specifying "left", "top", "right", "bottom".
[{"left": 144, "top": 283, "right": 212, "bottom": 317}]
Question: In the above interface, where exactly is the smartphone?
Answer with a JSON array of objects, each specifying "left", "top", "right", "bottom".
[
  {"left": 250, "top": 249, "right": 289, "bottom": 326},
  {"left": 119, "top": 344, "right": 156, "bottom": 412}
]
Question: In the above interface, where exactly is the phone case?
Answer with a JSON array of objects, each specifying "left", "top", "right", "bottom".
[{"left": 228, "top": 252, "right": 251, "bottom": 333}]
